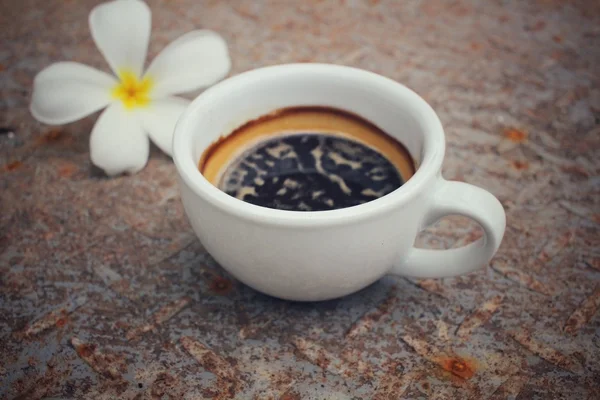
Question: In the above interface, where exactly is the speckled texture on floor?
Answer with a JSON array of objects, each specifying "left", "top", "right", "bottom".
[{"left": 1, "top": 0, "right": 599, "bottom": 399}]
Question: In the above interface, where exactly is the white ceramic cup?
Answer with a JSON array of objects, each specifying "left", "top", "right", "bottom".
[{"left": 173, "top": 64, "right": 506, "bottom": 301}]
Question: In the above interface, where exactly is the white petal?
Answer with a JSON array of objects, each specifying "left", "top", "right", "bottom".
[
  {"left": 138, "top": 96, "right": 189, "bottom": 156},
  {"left": 89, "top": 0, "right": 151, "bottom": 78},
  {"left": 30, "top": 62, "right": 116, "bottom": 125},
  {"left": 90, "top": 103, "right": 149, "bottom": 176},
  {"left": 144, "top": 30, "right": 231, "bottom": 98}
]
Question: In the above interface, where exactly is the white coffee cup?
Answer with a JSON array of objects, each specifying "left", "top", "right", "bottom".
[{"left": 173, "top": 64, "right": 506, "bottom": 301}]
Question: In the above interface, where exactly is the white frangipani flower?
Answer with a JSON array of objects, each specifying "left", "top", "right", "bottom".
[{"left": 30, "top": 0, "right": 230, "bottom": 176}]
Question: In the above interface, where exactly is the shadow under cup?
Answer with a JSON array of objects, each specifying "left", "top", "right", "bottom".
[{"left": 199, "top": 107, "right": 417, "bottom": 212}]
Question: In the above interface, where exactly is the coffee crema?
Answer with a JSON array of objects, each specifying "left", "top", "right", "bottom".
[{"left": 199, "top": 107, "right": 415, "bottom": 211}]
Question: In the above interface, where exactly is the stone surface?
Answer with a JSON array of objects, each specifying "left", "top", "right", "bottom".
[{"left": 1, "top": 0, "right": 599, "bottom": 399}]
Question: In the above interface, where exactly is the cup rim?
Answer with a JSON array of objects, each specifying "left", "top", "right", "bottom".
[{"left": 173, "top": 63, "right": 445, "bottom": 226}]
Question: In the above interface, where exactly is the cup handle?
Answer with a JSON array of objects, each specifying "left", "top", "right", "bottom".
[{"left": 391, "top": 179, "right": 506, "bottom": 278}]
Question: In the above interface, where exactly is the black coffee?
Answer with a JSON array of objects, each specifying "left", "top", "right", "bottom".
[
  {"left": 199, "top": 107, "right": 415, "bottom": 212},
  {"left": 219, "top": 133, "right": 403, "bottom": 211}
]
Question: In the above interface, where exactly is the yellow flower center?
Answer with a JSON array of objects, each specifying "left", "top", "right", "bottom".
[{"left": 111, "top": 70, "right": 153, "bottom": 109}]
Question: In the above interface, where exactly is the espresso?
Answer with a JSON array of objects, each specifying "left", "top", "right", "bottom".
[{"left": 199, "top": 107, "right": 415, "bottom": 211}]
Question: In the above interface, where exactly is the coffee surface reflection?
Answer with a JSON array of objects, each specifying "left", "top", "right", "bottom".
[{"left": 199, "top": 107, "right": 415, "bottom": 211}]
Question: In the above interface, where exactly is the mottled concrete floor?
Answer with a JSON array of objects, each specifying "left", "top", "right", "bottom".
[{"left": 1, "top": 0, "right": 599, "bottom": 399}]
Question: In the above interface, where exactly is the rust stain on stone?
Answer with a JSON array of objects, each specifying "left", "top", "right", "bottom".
[
  {"left": 401, "top": 335, "right": 478, "bottom": 381},
  {"left": 292, "top": 337, "right": 357, "bottom": 378},
  {"left": 470, "top": 41, "right": 482, "bottom": 51},
  {"left": 511, "top": 160, "right": 529, "bottom": 170},
  {"left": 124, "top": 322, "right": 154, "bottom": 340},
  {"left": 438, "top": 357, "right": 477, "bottom": 380},
  {"left": 152, "top": 296, "right": 191, "bottom": 324},
  {"left": 180, "top": 336, "right": 242, "bottom": 398},
  {"left": 57, "top": 161, "right": 78, "bottom": 178},
  {"left": 71, "top": 337, "right": 127, "bottom": 380},
  {"left": 292, "top": 337, "right": 334, "bottom": 372},
  {"left": 340, "top": 348, "right": 375, "bottom": 380},
  {"left": 586, "top": 257, "right": 600, "bottom": 271},
  {"left": 12, "top": 355, "right": 73, "bottom": 400},
  {"left": 149, "top": 372, "right": 185, "bottom": 399},
  {"left": 18, "top": 295, "right": 86, "bottom": 338},
  {"left": 209, "top": 276, "right": 234, "bottom": 295},
  {"left": 414, "top": 279, "right": 450, "bottom": 299},
  {"left": 180, "top": 336, "right": 238, "bottom": 381},
  {"left": 508, "top": 331, "right": 584, "bottom": 374},
  {"left": 457, "top": 296, "right": 503, "bottom": 338},
  {"left": 345, "top": 295, "right": 397, "bottom": 339},
  {"left": 238, "top": 315, "right": 274, "bottom": 340},
  {"left": 491, "top": 261, "right": 554, "bottom": 295},
  {"left": 74, "top": 340, "right": 97, "bottom": 358},
  {"left": 537, "top": 231, "right": 573, "bottom": 264},
  {"left": 36, "top": 128, "right": 67, "bottom": 145},
  {"left": 3, "top": 160, "right": 23, "bottom": 172},
  {"left": 503, "top": 128, "right": 528, "bottom": 143},
  {"left": 560, "top": 165, "right": 591, "bottom": 178},
  {"left": 126, "top": 296, "right": 191, "bottom": 340},
  {"left": 528, "top": 20, "right": 547, "bottom": 31},
  {"left": 279, "top": 391, "right": 301, "bottom": 400},
  {"left": 232, "top": 3, "right": 259, "bottom": 20},
  {"left": 20, "top": 309, "right": 67, "bottom": 338},
  {"left": 564, "top": 286, "right": 600, "bottom": 334}
]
